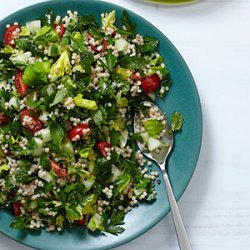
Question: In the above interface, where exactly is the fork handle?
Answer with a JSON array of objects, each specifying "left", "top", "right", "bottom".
[{"left": 160, "top": 163, "right": 192, "bottom": 250}]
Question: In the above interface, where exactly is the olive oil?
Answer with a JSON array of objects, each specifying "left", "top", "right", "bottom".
[{"left": 146, "top": 0, "right": 198, "bottom": 4}]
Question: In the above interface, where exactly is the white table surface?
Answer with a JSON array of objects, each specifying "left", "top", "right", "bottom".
[{"left": 1, "top": 0, "right": 250, "bottom": 249}]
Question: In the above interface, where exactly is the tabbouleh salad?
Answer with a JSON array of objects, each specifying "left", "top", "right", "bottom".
[{"left": 0, "top": 9, "right": 182, "bottom": 234}]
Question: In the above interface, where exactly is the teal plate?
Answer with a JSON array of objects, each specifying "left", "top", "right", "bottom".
[{"left": 0, "top": 1, "right": 202, "bottom": 249}]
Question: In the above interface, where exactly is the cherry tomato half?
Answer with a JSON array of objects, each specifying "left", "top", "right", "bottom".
[
  {"left": 131, "top": 72, "right": 142, "bottom": 81},
  {"left": 96, "top": 141, "right": 111, "bottom": 157},
  {"left": 88, "top": 33, "right": 108, "bottom": 52},
  {"left": 0, "top": 113, "right": 9, "bottom": 126},
  {"left": 54, "top": 24, "right": 66, "bottom": 39},
  {"left": 50, "top": 160, "right": 68, "bottom": 178},
  {"left": 140, "top": 74, "right": 161, "bottom": 94},
  {"left": 102, "top": 38, "right": 108, "bottom": 51},
  {"left": 13, "top": 202, "right": 22, "bottom": 216},
  {"left": 75, "top": 217, "right": 86, "bottom": 225},
  {"left": 69, "top": 124, "right": 90, "bottom": 142},
  {"left": 20, "top": 109, "right": 43, "bottom": 133},
  {"left": 4, "top": 24, "right": 20, "bottom": 48},
  {"left": 14, "top": 70, "right": 29, "bottom": 95}
]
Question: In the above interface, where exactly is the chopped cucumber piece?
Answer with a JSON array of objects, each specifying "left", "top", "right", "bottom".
[
  {"left": 147, "top": 137, "right": 162, "bottom": 152},
  {"left": 8, "top": 97, "right": 19, "bottom": 109},
  {"left": 115, "top": 38, "right": 129, "bottom": 52},
  {"left": 39, "top": 170, "right": 52, "bottom": 182},
  {"left": 119, "top": 130, "right": 128, "bottom": 148},
  {"left": 10, "top": 51, "right": 32, "bottom": 64},
  {"left": 28, "top": 200, "right": 38, "bottom": 209},
  {"left": 111, "top": 165, "right": 123, "bottom": 181},
  {"left": 0, "top": 81, "right": 7, "bottom": 90},
  {"left": 140, "top": 132, "right": 149, "bottom": 144},
  {"left": 60, "top": 140, "right": 74, "bottom": 155},
  {"left": 26, "top": 20, "right": 41, "bottom": 34},
  {"left": 32, "top": 138, "right": 44, "bottom": 156},
  {"left": 39, "top": 111, "right": 49, "bottom": 122},
  {"left": 82, "top": 176, "right": 96, "bottom": 191},
  {"left": 40, "top": 128, "right": 51, "bottom": 143}
]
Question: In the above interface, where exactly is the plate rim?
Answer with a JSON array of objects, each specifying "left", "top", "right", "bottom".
[{"left": 0, "top": 0, "right": 203, "bottom": 249}]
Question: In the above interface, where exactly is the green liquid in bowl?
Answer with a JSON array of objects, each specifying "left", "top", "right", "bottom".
[{"left": 146, "top": 0, "right": 198, "bottom": 4}]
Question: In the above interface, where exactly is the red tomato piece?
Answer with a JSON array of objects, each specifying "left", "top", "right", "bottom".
[
  {"left": 20, "top": 109, "right": 39, "bottom": 118},
  {"left": 89, "top": 44, "right": 99, "bottom": 52},
  {"left": 50, "top": 160, "right": 68, "bottom": 178},
  {"left": 88, "top": 33, "right": 101, "bottom": 53},
  {"left": 13, "top": 202, "right": 22, "bottom": 216},
  {"left": 0, "top": 113, "right": 9, "bottom": 125},
  {"left": 96, "top": 141, "right": 111, "bottom": 157},
  {"left": 75, "top": 217, "right": 86, "bottom": 225},
  {"left": 20, "top": 109, "right": 43, "bottom": 133},
  {"left": 140, "top": 74, "right": 161, "bottom": 94},
  {"left": 4, "top": 24, "right": 20, "bottom": 47},
  {"left": 87, "top": 33, "right": 93, "bottom": 40},
  {"left": 102, "top": 38, "right": 108, "bottom": 51},
  {"left": 131, "top": 72, "right": 142, "bottom": 81},
  {"left": 54, "top": 24, "right": 66, "bottom": 39},
  {"left": 14, "top": 70, "right": 29, "bottom": 95},
  {"left": 69, "top": 124, "right": 90, "bottom": 142}
]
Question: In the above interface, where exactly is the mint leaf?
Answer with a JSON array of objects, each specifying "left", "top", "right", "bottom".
[
  {"left": 169, "top": 112, "right": 183, "bottom": 134},
  {"left": 23, "top": 61, "right": 50, "bottom": 86},
  {"left": 144, "top": 119, "right": 163, "bottom": 136},
  {"left": 50, "top": 123, "right": 65, "bottom": 145},
  {"left": 119, "top": 56, "right": 147, "bottom": 69}
]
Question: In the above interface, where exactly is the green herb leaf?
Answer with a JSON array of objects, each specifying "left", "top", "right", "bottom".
[
  {"left": 16, "top": 165, "right": 36, "bottom": 184},
  {"left": 49, "top": 50, "right": 71, "bottom": 81},
  {"left": 121, "top": 10, "right": 136, "bottom": 33},
  {"left": 87, "top": 213, "right": 105, "bottom": 232},
  {"left": 50, "top": 123, "right": 65, "bottom": 145},
  {"left": 35, "top": 26, "right": 58, "bottom": 44},
  {"left": 65, "top": 206, "right": 82, "bottom": 223},
  {"left": 94, "top": 158, "right": 112, "bottom": 183},
  {"left": 105, "top": 49, "right": 117, "bottom": 71},
  {"left": 119, "top": 56, "right": 147, "bottom": 69},
  {"left": 169, "top": 112, "right": 183, "bottom": 134},
  {"left": 114, "top": 173, "right": 130, "bottom": 193},
  {"left": 138, "top": 36, "right": 159, "bottom": 53},
  {"left": 144, "top": 119, "right": 163, "bottom": 136},
  {"left": 70, "top": 36, "right": 88, "bottom": 53},
  {"left": 22, "top": 61, "right": 50, "bottom": 86},
  {"left": 134, "top": 177, "right": 150, "bottom": 197},
  {"left": 91, "top": 110, "right": 103, "bottom": 126},
  {"left": 0, "top": 192, "right": 7, "bottom": 204},
  {"left": 106, "top": 211, "right": 125, "bottom": 235},
  {"left": 80, "top": 51, "right": 93, "bottom": 74},
  {"left": 0, "top": 59, "right": 16, "bottom": 81},
  {"left": 110, "top": 130, "right": 121, "bottom": 146},
  {"left": 79, "top": 147, "right": 92, "bottom": 159},
  {"left": 50, "top": 87, "right": 67, "bottom": 107},
  {"left": 73, "top": 15, "right": 98, "bottom": 31},
  {"left": 40, "top": 154, "right": 50, "bottom": 170},
  {"left": 41, "top": 9, "right": 55, "bottom": 27},
  {"left": 10, "top": 217, "right": 27, "bottom": 230},
  {"left": 0, "top": 164, "right": 10, "bottom": 174}
]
